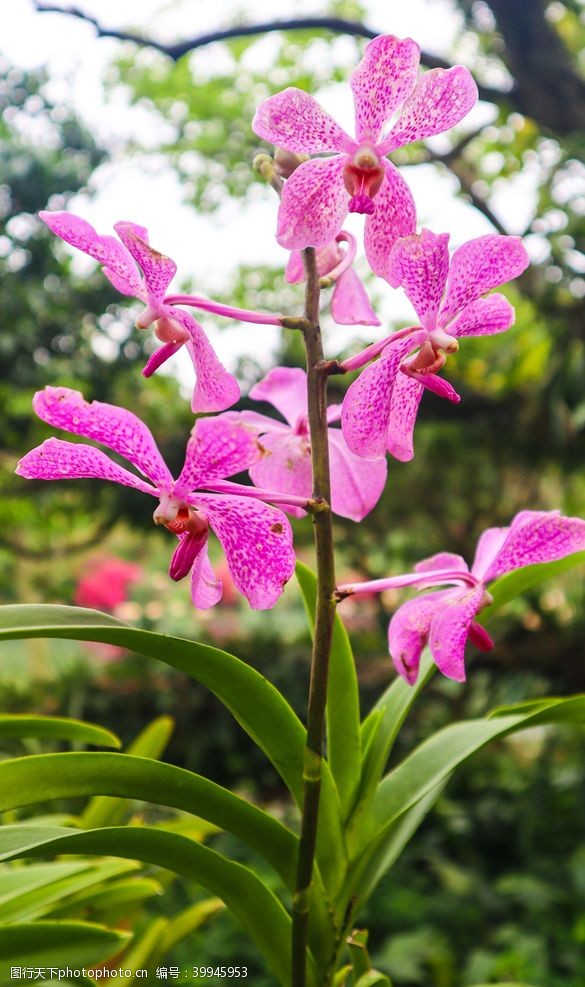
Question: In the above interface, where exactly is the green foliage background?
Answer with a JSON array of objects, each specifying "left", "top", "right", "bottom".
[{"left": 0, "top": 0, "right": 584, "bottom": 983}]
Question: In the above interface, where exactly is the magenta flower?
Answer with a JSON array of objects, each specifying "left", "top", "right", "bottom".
[
  {"left": 341, "top": 230, "right": 530, "bottom": 461},
  {"left": 39, "top": 211, "right": 240, "bottom": 414},
  {"left": 253, "top": 35, "right": 478, "bottom": 274},
  {"left": 222, "top": 367, "right": 387, "bottom": 523},
  {"left": 17, "top": 387, "right": 296, "bottom": 610},
  {"left": 338, "top": 510, "right": 585, "bottom": 684},
  {"left": 286, "top": 231, "right": 380, "bottom": 326},
  {"left": 75, "top": 557, "right": 142, "bottom": 612}
]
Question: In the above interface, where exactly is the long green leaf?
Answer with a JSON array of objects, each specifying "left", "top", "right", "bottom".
[
  {"left": 0, "top": 714, "right": 119, "bottom": 748},
  {"left": 49, "top": 876, "right": 162, "bottom": 920},
  {"left": 0, "top": 752, "right": 297, "bottom": 889},
  {"left": 0, "top": 919, "right": 129, "bottom": 971},
  {"left": 0, "top": 605, "right": 305, "bottom": 801},
  {"left": 155, "top": 899, "right": 224, "bottom": 961},
  {"left": 296, "top": 562, "right": 361, "bottom": 817},
  {"left": 0, "top": 858, "right": 137, "bottom": 923},
  {"left": 488, "top": 550, "right": 585, "bottom": 610},
  {"left": 82, "top": 715, "right": 174, "bottom": 828},
  {"left": 355, "top": 695, "right": 585, "bottom": 856},
  {"left": 0, "top": 825, "right": 320, "bottom": 987},
  {"left": 0, "top": 752, "right": 335, "bottom": 973}
]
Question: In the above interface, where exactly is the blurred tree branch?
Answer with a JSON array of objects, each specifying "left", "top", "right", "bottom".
[{"left": 32, "top": 3, "right": 508, "bottom": 104}]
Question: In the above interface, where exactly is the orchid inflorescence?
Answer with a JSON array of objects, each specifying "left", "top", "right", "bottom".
[{"left": 19, "top": 33, "right": 585, "bottom": 687}]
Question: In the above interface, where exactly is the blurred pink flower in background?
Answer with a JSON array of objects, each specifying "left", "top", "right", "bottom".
[{"left": 75, "top": 556, "right": 142, "bottom": 612}]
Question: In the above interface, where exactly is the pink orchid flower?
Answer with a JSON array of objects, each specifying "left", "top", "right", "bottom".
[
  {"left": 222, "top": 366, "right": 387, "bottom": 522},
  {"left": 253, "top": 34, "right": 478, "bottom": 274},
  {"left": 16, "top": 387, "right": 298, "bottom": 610},
  {"left": 341, "top": 230, "right": 530, "bottom": 461},
  {"left": 338, "top": 510, "right": 585, "bottom": 684},
  {"left": 286, "top": 231, "right": 380, "bottom": 326},
  {"left": 39, "top": 211, "right": 240, "bottom": 414}
]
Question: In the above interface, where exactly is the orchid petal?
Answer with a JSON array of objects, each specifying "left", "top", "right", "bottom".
[
  {"left": 415, "top": 553, "right": 469, "bottom": 574},
  {"left": 429, "top": 583, "right": 486, "bottom": 682},
  {"left": 191, "top": 543, "right": 223, "bottom": 609},
  {"left": 411, "top": 371, "right": 461, "bottom": 402},
  {"left": 285, "top": 250, "right": 306, "bottom": 285},
  {"left": 142, "top": 342, "right": 183, "bottom": 377},
  {"left": 190, "top": 494, "right": 295, "bottom": 610},
  {"left": 327, "top": 428, "right": 387, "bottom": 521},
  {"left": 276, "top": 155, "right": 349, "bottom": 250},
  {"left": 388, "top": 229, "right": 450, "bottom": 328},
  {"left": 386, "top": 372, "right": 424, "bottom": 462},
  {"left": 468, "top": 622, "right": 494, "bottom": 652},
  {"left": 438, "top": 235, "right": 529, "bottom": 325},
  {"left": 380, "top": 66, "right": 478, "bottom": 154},
  {"left": 114, "top": 221, "right": 176, "bottom": 303},
  {"left": 40, "top": 211, "right": 142, "bottom": 296},
  {"left": 250, "top": 367, "right": 307, "bottom": 426},
  {"left": 388, "top": 590, "right": 451, "bottom": 685},
  {"left": 253, "top": 88, "right": 354, "bottom": 154},
  {"left": 342, "top": 334, "right": 420, "bottom": 460},
  {"left": 470, "top": 526, "right": 510, "bottom": 581},
  {"left": 446, "top": 293, "right": 515, "bottom": 337},
  {"left": 351, "top": 35, "right": 420, "bottom": 143},
  {"left": 331, "top": 269, "right": 381, "bottom": 326},
  {"left": 176, "top": 417, "right": 261, "bottom": 495},
  {"left": 364, "top": 160, "right": 416, "bottom": 279},
  {"left": 32, "top": 387, "right": 172, "bottom": 490},
  {"left": 169, "top": 529, "right": 208, "bottom": 582},
  {"left": 249, "top": 432, "right": 312, "bottom": 513},
  {"left": 167, "top": 310, "right": 239, "bottom": 413},
  {"left": 483, "top": 510, "right": 585, "bottom": 582},
  {"left": 220, "top": 410, "right": 289, "bottom": 434},
  {"left": 16, "top": 438, "right": 158, "bottom": 495}
]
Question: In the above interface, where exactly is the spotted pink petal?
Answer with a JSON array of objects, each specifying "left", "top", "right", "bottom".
[
  {"left": 191, "top": 543, "right": 223, "bottom": 609},
  {"left": 16, "top": 438, "right": 158, "bottom": 495},
  {"left": 169, "top": 310, "right": 239, "bottom": 413},
  {"left": 438, "top": 235, "right": 529, "bottom": 326},
  {"left": 342, "top": 333, "right": 421, "bottom": 460},
  {"left": 253, "top": 88, "right": 354, "bottom": 154},
  {"left": 482, "top": 510, "right": 585, "bottom": 583},
  {"left": 327, "top": 428, "right": 386, "bottom": 521},
  {"left": 331, "top": 269, "right": 380, "bottom": 326},
  {"left": 385, "top": 372, "right": 424, "bottom": 462},
  {"left": 176, "top": 417, "right": 261, "bottom": 495},
  {"left": 388, "top": 590, "right": 451, "bottom": 685},
  {"left": 250, "top": 367, "right": 307, "bottom": 426},
  {"left": 190, "top": 494, "right": 295, "bottom": 610},
  {"left": 446, "top": 293, "right": 515, "bottom": 337},
  {"left": 276, "top": 155, "right": 349, "bottom": 250},
  {"left": 249, "top": 431, "right": 312, "bottom": 515},
  {"left": 221, "top": 409, "right": 289, "bottom": 434},
  {"left": 115, "top": 221, "right": 176, "bottom": 303},
  {"left": 142, "top": 341, "right": 183, "bottom": 378},
  {"left": 380, "top": 66, "right": 478, "bottom": 155},
  {"left": 351, "top": 35, "right": 420, "bottom": 143},
  {"left": 364, "top": 160, "right": 417, "bottom": 280},
  {"left": 429, "top": 583, "right": 486, "bottom": 682},
  {"left": 32, "top": 387, "right": 173, "bottom": 490},
  {"left": 470, "top": 526, "right": 510, "bottom": 581},
  {"left": 387, "top": 229, "right": 450, "bottom": 329},
  {"left": 284, "top": 239, "right": 343, "bottom": 284},
  {"left": 40, "top": 211, "right": 142, "bottom": 296},
  {"left": 415, "top": 553, "right": 470, "bottom": 574}
]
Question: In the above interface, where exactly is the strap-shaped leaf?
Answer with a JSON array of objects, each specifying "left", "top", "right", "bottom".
[
  {"left": 0, "top": 918, "right": 129, "bottom": 969},
  {"left": 352, "top": 695, "right": 585, "bottom": 857},
  {"left": 0, "top": 825, "right": 320, "bottom": 987},
  {"left": 296, "top": 562, "right": 361, "bottom": 817},
  {"left": 0, "top": 714, "right": 119, "bottom": 748},
  {"left": 82, "top": 715, "right": 174, "bottom": 828},
  {"left": 0, "top": 858, "right": 138, "bottom": 923},
  {"left": 0, "top": 751, "right": 335, "bottom": 973},
  {"left": 0, "top": 605, "right": 305, "bottom": 801},
  {"left": 0, "top": 752, "right": 297, "bottom": 889}
]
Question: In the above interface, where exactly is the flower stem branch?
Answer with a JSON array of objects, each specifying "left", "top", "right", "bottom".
[{"left": 292, "top": 247, "right": 337, "bottom": 987}]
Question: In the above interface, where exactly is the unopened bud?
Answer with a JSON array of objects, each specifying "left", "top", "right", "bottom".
[{"left": 274, "top": 147, "right": 309, "bottom": 178}]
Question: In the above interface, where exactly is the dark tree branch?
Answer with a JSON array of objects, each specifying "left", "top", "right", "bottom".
[{"left": 32, "top": 2, "right": 509, "bottom": 105}]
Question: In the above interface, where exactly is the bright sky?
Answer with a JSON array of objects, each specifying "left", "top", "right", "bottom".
[{"left": 3, "top": 0, "right": 535, "bottom": 376}]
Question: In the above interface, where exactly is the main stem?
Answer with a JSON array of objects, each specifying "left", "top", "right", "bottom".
[{"left": 292, "top": 247, "right": 337, "bottom": 987}]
